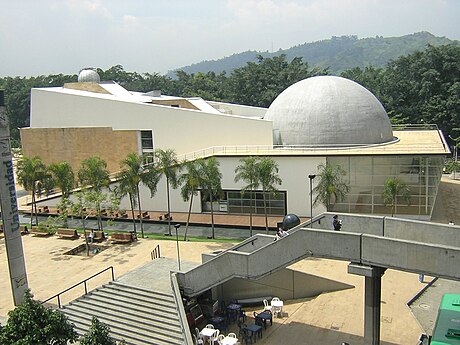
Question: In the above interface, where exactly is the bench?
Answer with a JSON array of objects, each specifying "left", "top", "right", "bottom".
[
  {"left": 84, "top": 230, "right": 106, "bottom": 243},
  {"left": 137, "top": 212, "right": 150, "bottom": 220},
  {"left": 110, "top": 233, "right": 133, "bottom": 244},
  {"left": 56, "top": 228, "right": 79, "bottom": 239},
  {"left": 30, "top": 226, "right": 52, "bottom": 237}
]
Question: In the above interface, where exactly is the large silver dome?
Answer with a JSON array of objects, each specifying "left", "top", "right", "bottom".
[
  {"left": 264, "top": 76, "right": 394, "bottom": 147},
  {"left": 78, "top": 69, "right": 101, "bottom": 83}
]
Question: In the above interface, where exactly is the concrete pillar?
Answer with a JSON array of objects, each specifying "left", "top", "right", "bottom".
[
  {"left": 0, "top": 90, "right": 29, "bottom": 305},
  {"left": 348, "top": 263, "right": 386, "bottom": 345}
]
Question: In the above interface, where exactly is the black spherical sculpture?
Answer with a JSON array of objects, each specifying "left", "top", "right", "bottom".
[{"left": 282, "top": 214, "right": 301, "bottom": 230}]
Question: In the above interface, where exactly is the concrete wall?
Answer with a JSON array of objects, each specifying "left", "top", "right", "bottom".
[
  {"left": 384, "top": 217, "right": 460, "bottom": 247},
  {"left": 218, "top": 267, "right": 354, "bottom": 303},
  {"left": 30, "top": 89, "right": 273, "bottom": 157},
  {"left": 309, "top": 212, "right": 384, "bottom": 236},
  {"left": 20, "top": 127, "right": 138, "bottom": 173}
]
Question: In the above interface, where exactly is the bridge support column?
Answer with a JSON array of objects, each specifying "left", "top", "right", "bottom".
[{"left": 348, "top": 263, "right": 386, "bottom": 345}]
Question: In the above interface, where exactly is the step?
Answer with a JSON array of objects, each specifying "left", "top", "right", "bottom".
[
  {"left": 91, "top": 288, "right": 177, "bottom": 311},
  {"left": 63, "top": 308, "right": 183, "bottom": 345},
  {"left": 72, "top": 299, "right": 181, "bottom": 331},
  {"left": 79, "top": 294, "right": 180, "bottom": 322},
  {"left": 109, "top": 281, "right": 175, "bottom": 301},
  {"left": 96, "top": 284, "right": 176, "bottom": 308}
]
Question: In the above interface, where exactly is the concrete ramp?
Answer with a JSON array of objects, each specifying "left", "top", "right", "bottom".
[{"left": 177, "top": 214, "right": 460, "bottom": 297}]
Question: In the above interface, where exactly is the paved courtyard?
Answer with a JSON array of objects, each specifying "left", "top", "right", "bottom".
[{"left": 0, "top": 233, "right": 428, "bottom": 344}]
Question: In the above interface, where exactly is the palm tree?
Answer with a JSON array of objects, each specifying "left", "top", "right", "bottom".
[
  {"left": 117, "top": 153, "right": 145, "bottom": 237},
  {"left": 179, "top": 159, "right": 202, "bottom": 241},
  {"left": 234, "top": 156, "right": 259, "bottom": 237},
  {"left": 48, "top": 161, "right": 75, "bottom": 198},
  {"left": 115, "top": 172, "right": 138, "bottom": 235},
  {"left": 78, "top": 156, "right": 110, "bottom": 231},
  {"left": 313, "top": 163, "right": 350, "bottom": 210},
  {"left": 198, "top": 157, "right": 222, "bottom": 239},
  {"left": 382, "top": 177, "right": 411, "bottom": 216},
  {"left": 16, "top": 156, "right": 47, "bottom": 227},
  {"left": 257, "top": 157, "right": 282, "bottom": 234},
  {"left": 155, "top": 149, "right": 180, "bottom": 236},
  {"left": 48, "top": 161, "right": 75, "bottom": 227}
]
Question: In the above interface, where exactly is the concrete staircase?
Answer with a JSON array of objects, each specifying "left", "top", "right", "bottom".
[{"left": 61, "top": 281, "right": 185, "bottom": 345}]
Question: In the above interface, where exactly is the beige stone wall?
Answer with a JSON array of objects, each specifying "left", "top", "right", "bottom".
[{"left": 20, "top": 127, "right": 138, "bottom": 173}]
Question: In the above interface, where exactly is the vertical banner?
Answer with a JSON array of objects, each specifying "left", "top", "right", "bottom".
[{"left": 0, "top": 90, "right": 28, "bottom": 305}]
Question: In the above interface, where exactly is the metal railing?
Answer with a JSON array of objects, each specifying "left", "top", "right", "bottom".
[
  {"left": 41, "top": 266, "right": 115, "bottom": 308},
  {"left": 151, "top": 244, "right": 161, "bottom": 260},
  {"left": 170, "top": 272, "right": 193, "bottom": 345}
]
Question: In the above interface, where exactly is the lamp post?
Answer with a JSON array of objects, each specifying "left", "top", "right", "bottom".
[
  {"left": 308, "top": 174, "right": 316, "bottom": 228},
  {"left": 174, "top": 224, "right": 181, "bottom": 270}
]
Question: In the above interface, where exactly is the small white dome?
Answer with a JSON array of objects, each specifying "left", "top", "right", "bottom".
[
  {"left": 264, "top": 76, "right": 394, "bottom": 147},
  {"left": 78, "top": 69, "right": 101, "bottom": 83}
]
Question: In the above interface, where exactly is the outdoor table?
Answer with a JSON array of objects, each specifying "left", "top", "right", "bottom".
[
  {"left": 209, "top": 316, "right": 225, "bottom": 329},
  {"left": 221, "top": 336, "right": 238, "bottom": 345},
  {"left": 226, "top": 303, "right": 242, "bottom": 323},
  {"left": 246, "top": 324, "right": 263, "bottom": 343},
  {"left": 200, "top": 327, "right": 216, "bottom": 342},
  {"left": 255, "top": 311, "right": 273, "bottom": 329}
]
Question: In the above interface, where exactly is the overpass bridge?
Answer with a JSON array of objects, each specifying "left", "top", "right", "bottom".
[{"left": 176, "top": 213, "right": 460, "bottom": 344}]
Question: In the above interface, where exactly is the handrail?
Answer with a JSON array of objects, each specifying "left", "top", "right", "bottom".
[
  {"left": 170, "top": 272, "right": 194, "bottom": 345},
  {"left": 41, "top": 266, "right": 115, "bottom": 308},
  {"left": 151, "top": 244, "right": 161, "bottom": 260}
]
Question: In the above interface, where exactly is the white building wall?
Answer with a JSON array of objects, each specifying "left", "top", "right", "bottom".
[
  {"left": 30, "top": 89, "right": 273, "bottom": 156},
  {"left": 125, "top": 155, "right": 327, "bottom": 217},
  {"left": 217, "top": 156, "right": 327, "bottom": 217}
]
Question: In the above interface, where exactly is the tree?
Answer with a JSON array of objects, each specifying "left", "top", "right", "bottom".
[
  {"left": 117, "top": 153, "right": 157, "bottom": 238},
  {"left": 198, "top": 157, "right": 222, "bottom": 239},
  {"left": 78, "top": 156, "right": 110, "bottom": 231},
  {"left": 234, "top": 156, "right": 259, "bottom": 237},
  {"left": 0, "top": 289, "right": 77, "bottom": 345},
  {"left": 16, "top": 156, "right": 47, "bottom": 227},
  {"left": 155, "top": 149, "right": 180, "bottom": 236},
  {"left": 257, "top": 157, "right": 282, "bottom": 233},
  {"left": 48, "top": 161, "right": 75, "bottom": 228},
  {"left": 48, "top": 161, "right": 75, "bottom": 198},
  {"left": 313, "top": 163, "right": 350, "bottom": 210},
  {"left": 179, "top": 159, "right": 202, "bottom": 241},
  {"left": 382, "top": 177, "right": 411, "bottom": 216},
  {"left": 79, "top": 316, "right": 117, "bottom": 345}
]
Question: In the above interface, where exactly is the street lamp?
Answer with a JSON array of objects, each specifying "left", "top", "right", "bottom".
[
  {"left": 308, "top": 174, "right": 316, "bottom": 228},
  {"left": 174, "top": 224, "right": 181, "bottom": 270}
]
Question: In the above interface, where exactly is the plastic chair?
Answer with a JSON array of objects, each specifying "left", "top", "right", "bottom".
[
  {"left": 210, "top": 329, "right": 220, "bottom": 345},
  {"left": 228, "top": 333, "right": 237, "bottom": 338},
  {"left": 206, "top": 324, "right": 215, "bottom": 329},
  {"left": 263, "top": 299, "right": 272, "bottom": 312},
  {"left": 193, "top": 334, "right": 204, "bottom": 345},
  {"left": 238, "top": 309, "right": 247, "bottom": 322},
  {"left": 217, "top": 334, "right": 225, "bottom": 345},
  {"left": 271, "top": 297, "right": 280, "bottom": 302},
  {"left": 195, "top": 328, "right": 203, "bottom": 341}
]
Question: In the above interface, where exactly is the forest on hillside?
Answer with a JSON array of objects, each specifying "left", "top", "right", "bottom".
[{"left": 0, "top": 44, "right": 459, "bottom": 150}]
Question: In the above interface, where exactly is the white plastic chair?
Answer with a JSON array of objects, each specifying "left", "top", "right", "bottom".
[
  {"left": 263, "top": 299, "right": 272, "bottom": 312},
  {"left": 228, "top": 332, "right": 237, "bottom": 338},
  {"left": 217, "top": 334, "right": 225, "bottom": 345},
  {"left": 210, "top": 329, "right": 220, "bottom": 345},
  {"left": 206, "top": 324, "right": 215, "bottom": 329},
  {"left": 193, "top": 334, "right": 204, "bottom": 345},
  {"left": 272, "top": 297, "right": 280, "bottom": 302}
]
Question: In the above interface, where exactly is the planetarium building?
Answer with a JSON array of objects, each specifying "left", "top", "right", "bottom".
[{"left": 21, "top": 72, "right": 449, "bottom": 219}]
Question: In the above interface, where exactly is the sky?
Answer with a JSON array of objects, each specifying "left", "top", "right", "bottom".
[{"left": 0, "top": 0, "right": 459, "bottom": 77}]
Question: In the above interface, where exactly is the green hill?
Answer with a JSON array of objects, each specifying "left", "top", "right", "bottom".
[{"left": 170, "top": 32, "right": 457, "bottom": 76}]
